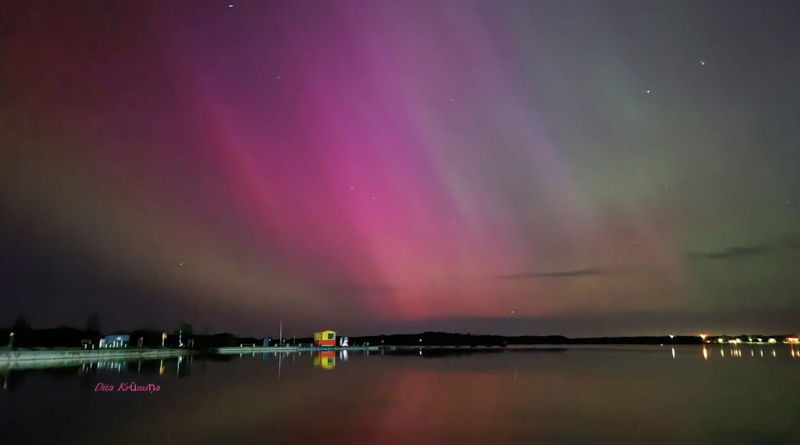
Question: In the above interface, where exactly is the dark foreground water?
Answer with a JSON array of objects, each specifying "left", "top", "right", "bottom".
[{"left": 1, "top": 345, "right": 799, "bottom": 445}]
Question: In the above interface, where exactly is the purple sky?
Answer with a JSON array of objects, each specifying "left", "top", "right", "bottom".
[{"left": 1, "top": 0, "right": 799, "bottom": 337}]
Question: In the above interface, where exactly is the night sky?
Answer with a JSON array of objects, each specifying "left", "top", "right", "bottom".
[{"left": 1, "top": 0, "right": 799, "bottom": 337}]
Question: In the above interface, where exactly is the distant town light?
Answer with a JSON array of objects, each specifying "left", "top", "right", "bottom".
[{"left": 700, "top": 334, "right": 707, "bottom": 340}]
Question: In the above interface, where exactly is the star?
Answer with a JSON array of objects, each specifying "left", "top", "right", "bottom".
[
  {"left": 228, "top": 4, "right": 234, "bottom": 7},
  {"left": 646, "top": 90, "right": 651, "bottom": 94},
  {"left": 700, "top": 61, "right": 705, "bottom": 66},
  {"left": 450, "top": 98, "right": 455, "bottom": 102},
  {"left": 510, "top": 311, "right": 514, "bottom": 314},
  {"left": 179, "top": 263, "right": 184, "bottom": 266}
]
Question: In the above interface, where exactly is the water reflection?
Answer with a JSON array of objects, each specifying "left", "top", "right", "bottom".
[
  {"left": 2, "top": 345, "right": 797, "bottom": 393},
  {"left": 3, "top": 346, "right": 799, "bottom": 445},
  {"left": 0, "top": 355, "right": 196, "bottom": 391},
  {"left": 313, "top": 351, "right": 335, "bottom": 370},
  {"left": 694, "top": 345, "right": 800, "bottom": 360}
]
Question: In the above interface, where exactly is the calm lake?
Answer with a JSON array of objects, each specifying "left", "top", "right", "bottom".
[{"left": 1, "top": 345, "right": 798, "bottom": 445}]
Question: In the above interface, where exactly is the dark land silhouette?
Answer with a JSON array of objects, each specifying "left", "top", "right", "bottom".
[{"left": 1, "top": 318, "right": 794, "bottom": 350}]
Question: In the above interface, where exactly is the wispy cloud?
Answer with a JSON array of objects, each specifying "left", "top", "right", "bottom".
[
  {"left": 684, "top": 245, "right": 773, "bottom": 261},
  {"left": 495, "top": 267, "right": 624, "bottom": 280}
]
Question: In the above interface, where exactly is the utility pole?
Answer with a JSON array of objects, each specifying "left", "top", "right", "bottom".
[{"left": 8, "top": 332, "right": 14, "bottom": 349}]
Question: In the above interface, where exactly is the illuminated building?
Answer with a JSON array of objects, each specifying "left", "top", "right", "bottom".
[
  {"left": 314, "top": 330, "right": 336, "bottom": 347},
  {"left": 99, "top": 335, "right": 130, "bottom": 348}
]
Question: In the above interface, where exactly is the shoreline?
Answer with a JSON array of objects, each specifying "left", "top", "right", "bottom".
[{"left": 0, "top": 348, "right": 193, "bottom": 363}]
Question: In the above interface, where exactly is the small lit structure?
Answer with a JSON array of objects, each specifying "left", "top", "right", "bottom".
[
  {"left": 100, "top": 335, "right": 130, "bottom": 348},
  {"left": 314, "top": 330, "right": 336, "bottom": 347}
]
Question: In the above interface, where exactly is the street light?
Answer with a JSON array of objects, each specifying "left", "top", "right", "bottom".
[{"left": 9, "top": 332, "right": 14, "bottom": 349}]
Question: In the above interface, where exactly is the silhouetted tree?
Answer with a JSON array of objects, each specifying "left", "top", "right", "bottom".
[
  {"left": 10, "top": 317, "right": 32, "bottom": 348},
  {"left": 175, "top": 322, "right": 194, "bottom": 336},
  {"left": 12, "top": 317, "right": 31, "bottom": 332},
  {"left": 85, "top": 313, "right": 101, "bottom": 334}
]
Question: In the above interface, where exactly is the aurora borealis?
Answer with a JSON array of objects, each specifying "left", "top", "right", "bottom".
[{"left": 1, "top": 0, "right": 798, "bottom": 336}]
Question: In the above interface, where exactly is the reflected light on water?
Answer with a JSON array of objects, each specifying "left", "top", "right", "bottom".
[
  {"left": 772, "top": 350, "right": 776, "bottom": 358},
  {"left": 721, "top": 349, "right": 725, "bottom": 357},
  {"left": 703, "top": 347, "right": 708, "bottom": 360},
  {"left": 671, "top": 348, "right": 676, "bottom": 359}
]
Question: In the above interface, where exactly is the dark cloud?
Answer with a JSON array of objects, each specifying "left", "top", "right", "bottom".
[
  {"left": 496, "top": 267, "right": 624, "bottom": 280},
  {"left": 684, "top": 246, "right": 773, "bottom": 261}
]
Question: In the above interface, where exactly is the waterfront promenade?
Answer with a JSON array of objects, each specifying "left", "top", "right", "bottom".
[{"left": 0, "top": 348, "right": 192, "bottom": 363}]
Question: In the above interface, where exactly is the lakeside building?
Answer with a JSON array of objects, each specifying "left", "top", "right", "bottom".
[
  {"left": 99, "top": 335, "right": 130, "bottom": 348},
  {"left": 314, "top": 330, "right": 336, "bottom": 347}
]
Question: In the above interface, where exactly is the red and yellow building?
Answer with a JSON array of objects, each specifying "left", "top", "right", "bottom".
[{"left": 314, "top": 330, "right": 336, "bottom": 347}]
